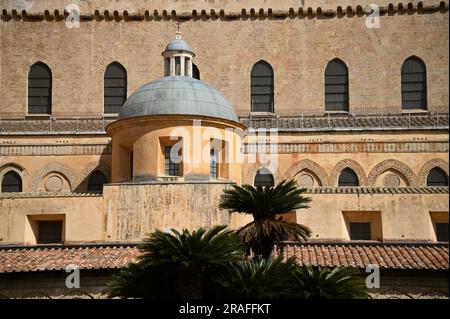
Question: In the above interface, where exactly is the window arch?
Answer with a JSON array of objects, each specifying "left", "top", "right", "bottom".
[
  {"left": 87, "top": 171, "right": 108, "bottom": 192},
  {"left": 254, "top": 168, "right": 274, "bottom": 187},
  {"left": 427, "top": 168, "right": 448, "bottom": 186},
  {"left": 251, "top": 61, "right": 274, "bottom": 112},
  {"left": 193, "top": 63, "right": 200, "bottom": 80},
  {"left": 104, "top": 62, "right": 127, "bottom": 114},
  {"left": 1, "top": 171, "right": 22, "bottom": 192},
  {"left": 28, "top": 62, "right": 52, "bottom": 115},
  {"left": 401, "top": 56, "right": 427, "bottom": 110},
  {"left": 338, "top": 168, "right": 359, "bottom": 186},
  {"left": 325, "top": 59, "right": 349, "bottom": 112}
]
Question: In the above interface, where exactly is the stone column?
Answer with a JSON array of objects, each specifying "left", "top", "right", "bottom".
[{"left": 180, "top": 54, "right": 185, "bottom": 76}]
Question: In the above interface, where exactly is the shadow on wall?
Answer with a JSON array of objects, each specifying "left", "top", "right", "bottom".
[{"left": 74, "top": 154, "right": 111, "bottom": 193}]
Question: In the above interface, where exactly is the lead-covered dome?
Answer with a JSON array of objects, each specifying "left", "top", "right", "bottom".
[
  {"left": 164, "top": 38, "right": 194, "bottom": 55},
  {"left": 118, "top": 76, "right": 238, "bottom": 122}
]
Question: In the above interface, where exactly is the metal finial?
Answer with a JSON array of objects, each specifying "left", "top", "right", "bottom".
[{"left": 175, "top": 21, "right": 181, "bottom": 39}]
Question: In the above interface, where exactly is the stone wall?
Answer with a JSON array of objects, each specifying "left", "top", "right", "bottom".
[
  {"left": 0, "top": 1, "right": 448, "bottom": 117},
  {"left": 103, "top": 182, "right": 238, "bottom": 241}
]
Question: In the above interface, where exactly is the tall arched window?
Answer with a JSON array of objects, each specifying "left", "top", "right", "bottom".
[
  {"left": 1, "top": 171, "right": 22, "bottom": 192},
  {"left": 193, "top": 63, "right": 200, "bottom": 80},
  {"left": 104, "top": 62, "right": 127, "bottom": 114},
  {"left": 254, "top": 168, "right": 274, "bottom": 187},
  {"left": 28, "top": 62, "right": 52, "bottom": 115},
  {"left": 427, "top": 168, "right": 448, "bottom": 186},
  {"left": 338, "top": 168, "right": 359, "bottom": 186},
  {"left": 401, "top": 56, "right": 427, "bottom": 110},
  {"left": 251, "top": 61, "right": 274, "bottom": 112},
  {"left": 87, "top": 171, "right": 108, "bottom": 192},
  {"left": 325, "top": 59, "right": 349, "bottom": 112}
]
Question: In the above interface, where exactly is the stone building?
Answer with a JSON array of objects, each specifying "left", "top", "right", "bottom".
[{"left": 0, "top": 0, "right": 448, "bottom": 298}]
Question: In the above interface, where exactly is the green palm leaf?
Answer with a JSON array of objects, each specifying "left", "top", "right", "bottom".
[{"left": 219, "top": 179, "right": 312, "bottom": 258}]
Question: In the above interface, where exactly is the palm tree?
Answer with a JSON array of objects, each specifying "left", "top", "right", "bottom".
[
  {"left": 292, "top": 266, "right": 369, "bottom": 299},
  {"left": 219, "top": 179, "right": 312, "bottom": 259},
  {"left": 109, "top": 225, "right": 244, "bottom": 299},
  {"left": 214, "top": 256, "right": 298, "bottom": 299}
]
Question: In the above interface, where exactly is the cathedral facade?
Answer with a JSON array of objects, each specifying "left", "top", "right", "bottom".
[{"left": 0, "top": 0, "right": 448, "bottom": 298}]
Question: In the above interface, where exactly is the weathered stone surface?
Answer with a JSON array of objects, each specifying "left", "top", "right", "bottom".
[{"left": 103, "top": 182, "right": 234, "bottom": 241}]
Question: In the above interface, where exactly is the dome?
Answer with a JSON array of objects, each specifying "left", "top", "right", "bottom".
[
  {"left": 118, "top": 76, "right": 238, "bottom": 122},
  {"left": 164, "top": 38, "right": 194, "bottom": 55}
]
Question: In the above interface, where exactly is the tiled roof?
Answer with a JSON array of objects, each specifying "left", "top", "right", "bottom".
[
  {"left": 283, "top": 243, "right": 449, "bottom": 270},
  {"left": 0, "top": 244, "right": 140, "bottom": 273},
  {"left": 0, "top": 187, "right": 447, "bottom": 199},
  {"left": 241, "top": 113, "right": 449, "bottom": 131},
  {"left": 0, "top": 242, "right": 447, "bottom": 273},
  {"left": 0, "top": 113, "right": 448, "bottom": 134}
]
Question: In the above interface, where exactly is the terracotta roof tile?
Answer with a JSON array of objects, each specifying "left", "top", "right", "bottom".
[
  {"left": 283, "top": 242, "right": 448, "bottom": 271},
  {"left": 0, "top": 242, "right": 447, "bottom": 273}
]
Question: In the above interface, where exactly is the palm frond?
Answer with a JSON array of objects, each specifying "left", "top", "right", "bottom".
[
  {"left": 219, "top": 179, "right": 311, "bottom": 219},
  {"left": 292, "top": 265, "right": 369, "bottom": 299}
]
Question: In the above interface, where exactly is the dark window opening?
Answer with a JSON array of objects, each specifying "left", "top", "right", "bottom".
[
  {"left": 254, "top": 168, "right": 274, "bottom": 187},
  {"left": 436, "top": 223, "right": 449, "bottom": 242},
  {"left": 427, "top": 168, "right": 448, "bottom": 187},
  {"left": 164, "top": 58, "right": 170, "bottom": 76},
  {"left": 349, "top": 222, "right": 371, "bottom": 240},
  {"left": 130, "top": 151, "right": 134, "bottom": 180},
  {"left": 193, "top": 63, "right": 200, "bottom": 80},
  {"left": 1, "top": 171, "right": 22, "bottom": 193},
  {"left": 325, "top": 59, "right": 349, "bottom": 112},
  {"left": 38, "top": 221, "right": 63, "bottom": 244},
  {"left": 28, "top": 62, "right": 52, "bottom": 115},
  {"left": 104, "top": 62, "right": 127, "bottom": 114},
  {"left": 338, "top": 168, "right": 359, "bottom": 186},
  {"left": 87, "top": 171, "right": 108, "bottom": 192},
  {"left": 251, "top": 61, "right": 274, "bottom": 112},
  {"left": 210, "top": 149, "right": 218, "bottom": 178},
  {"left": 164, "top": 146, "right": 181, "bottom": 176},
  {"left": 401, "top": 56, "right": 427, "bottom": 110}
]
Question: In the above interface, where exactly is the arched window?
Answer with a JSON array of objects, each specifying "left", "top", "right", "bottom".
[
  {"left": 401, "top": 56, "right": 427, "bottom": 110},
  {"left": 338, "top": 168, "right": 359, "bottom": 186},
  {"left": 254, "top": 168, "right": 274, "bottom": 187},
  {"left": 193, "top": 63, "right": 200, "bottom": 80},
  {"left": 325, "top": 59, "right": 349, "bottom": 112},
  {"left": 87, "top": 171, "right": 108, "bottom": 192},
  {"left": 251, "top": 61, "right": 274, "bottom": 112},
  {"left": 1, "top": 171, "right": 22, "bottom": 192},
  {"left": 104, "top": 62, "right": 127, "bottom": 114},
  {"left": 427, "top": 168, "right": 448, "bottom": 186},
  {"left": 28, "top": 62, "right": 52, "bottom": 115}
]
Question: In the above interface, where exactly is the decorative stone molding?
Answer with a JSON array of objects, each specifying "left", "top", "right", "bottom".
[
  {"left": 0, "top": 144, "right": 112, "bottom": 156},
  {"left": 1, "top": 2, "right": 448, "bottom": 22},
  {"left": 330, "top": 159, "right": 367, "bottom": 186},
  {"left": 244, "top": 141, "right": 449, "bottom": 154},
  {"left": 367, "top": 159, "right": 418, "bottom": 186},
  {"left": 297, "top": 174, "right": 315, "bottom": 187},
  {"left": 284, "top": 159, "right": 330, "bottom": 186},
  {"left": 244, "top": 164, "right": 281, "bottom": 185},
  {"left": 0, "top": 163, "right": 29, "bottom": 192},
  {"left": 31, "top": 163, "right": 76, "bottom": 192},
  {"left": 44, "top": 175, "right": 64, "bottom": 192},
  {"left": 418, "top": 159, "right": 449, "bottom": 186},
  {"left": 383, "top": 174, "right": 401, "bottom": 187}
]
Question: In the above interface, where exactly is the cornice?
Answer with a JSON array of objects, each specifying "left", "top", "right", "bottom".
[{"left": 1, "top": 2, "right": 448, "bottom": 22}]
